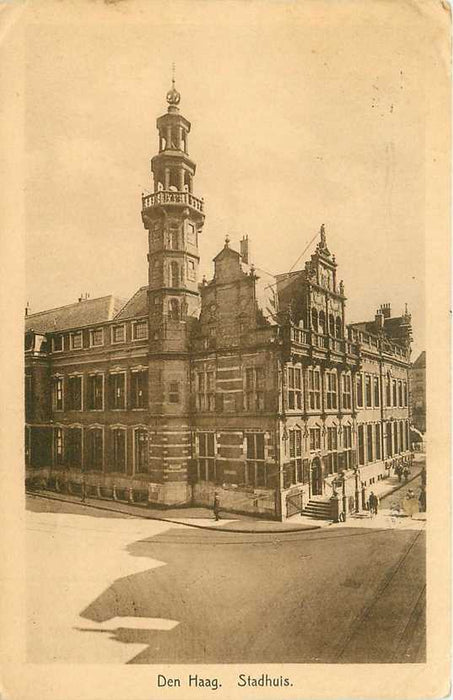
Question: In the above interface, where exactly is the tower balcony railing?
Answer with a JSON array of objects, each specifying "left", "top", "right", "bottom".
[{"left": 142, "top": 190, "right": 204, "bottom": 213}]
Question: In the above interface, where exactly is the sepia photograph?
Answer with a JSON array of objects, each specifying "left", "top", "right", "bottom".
[{"left": 0, "top": 0, "right": 450, "bottom": 698}]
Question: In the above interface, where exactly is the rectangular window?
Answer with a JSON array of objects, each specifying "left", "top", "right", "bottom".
[
  {"left": 392, "top": 380, "right": 397, "bottom": 407},
  {"left": 374, "top": 377, "right": 380, "bottom": 407},
  {"left": 87, "top": 428, "right": 103, "bottom": 471},
  {"left": 111, "top": 324, "right": 125, "bottom": 344},
  {"left": 309, "top": 427, "right": 321, "bottom": 451},
  {"left": 245, "top": 433, "right": 266, "bottom": 486},
  {"left": 70, "top": 331, "right": 83, "bottom": 350},
  {"left": 90, "top": 327, "right": 104, "bottom": 347},
  {"left": 67, "top": 375, "right": 82, "bottom": 411},
  {"left": 365, "top": 375, "right": 372, "bottom": 408},
  {"left": 367, "top": 424, "right": 374, "bottom": 462},
  {"left": 308, "top": 370, "right": 321, "bottom": 410},
  {"left": 52, "top": 334, "right": 63, "bottom": 352},
  {"left": 244, "top": 366, "right": 265, "bottom": 411},
  {"left": 358, "top": 424, "right": 365, "bottom": 465},
  {"left": 343, "top": 424, "right": 353, "bottom": 468},
  {"left": 131, "top": 370, "right": 148, "bottom": 409},
  {"left": 198, "top": 432, "right": 216, "bottom": 481},
  {"left": 187, "top": 259, "right": 196, "bottom": 281},
  {"left": 375, "top": 423, "right": 382, "bottom": 460},
  {"left": 356, "top": 374, "right": 363, "bottom": 408},
  {"left": 342, "top": 374, "right": 352, "bottom": 410},
  {"left": 66, "top": 427, "right": 82, "bottom": 468},
  {"left": 386, "top": 376, "right": 391, "bottom": 406},
  {"left": 87, "top": 374, "right": 103, "bottom": 410},
  {"left": 109, "top": 373, "right": 125, "bottom": 409},
  {"left": 134, "top": 428, "right": 149, "bottom": 474},
  {"left": 25, "top": 375, "right": 32, "bottom": 419},
  {"left": 187, "top": 222, "right": 196, "bottom": 245},
  {"left": 196, "top": 370, "right": 215, "bottom": 411},
  {"left": 169, "top": 381, "right": 180, "bottom": 404},
  {"left": 288, "top": 429, "right": 303, "bottom": 484},
  {"left": 132, "top": 320, "right": 148, "bottom": 340},
  {"left": 326, "top": 426, "right": 338, "bottom": 474},
  {"left": 53, "top": 376, "right": 64, "bottom": 411},
  {"left": 111, "top": 429, "right": 126, "bottom": 472},
  {"left": 398, "top": 380, "right": 403, "bottom": 407},
  {"left": 287, "top": 366, "right": 302, "bottom": 410},
  {"left": 326, "top": 371, "right": 338, "bottom": 410},
  {"left": 54, "top": 427, "right": 64, "bottom": 466},
  {"left": 403, "top": 381, "right": 408, "bottom": 407},
  {"left": 386, "top": 422, "right": 393, "bottom": 457}
]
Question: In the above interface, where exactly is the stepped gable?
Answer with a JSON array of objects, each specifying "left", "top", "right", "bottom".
[
  {"left": 114, "top": 286, "right": 148, "bottom": 320},
  {"left": 25, "top": 295, "right": 126, "bottom": 334}
]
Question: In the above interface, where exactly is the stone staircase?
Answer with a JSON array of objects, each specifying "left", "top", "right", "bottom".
[{"left": 302, "top": 497, "right": 333, "bottom": 521}]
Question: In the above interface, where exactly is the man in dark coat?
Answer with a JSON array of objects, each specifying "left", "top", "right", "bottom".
[
  {"left": 213, "top": 492, "right": 220, "bottom": 521},
  {"left": 368, "top": 491, "right": 378, "bottom": 516}
]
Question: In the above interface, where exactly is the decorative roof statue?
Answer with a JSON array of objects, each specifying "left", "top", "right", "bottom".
[{"left": 316, "top": 223, "right": 331, "bottom": 257}]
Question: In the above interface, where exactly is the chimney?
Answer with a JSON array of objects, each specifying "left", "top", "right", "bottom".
[
  {"left": 78, "top": 292, "right": 90, "bottom": 303},
  {"left": 240, "top": 235, "right": 250, "bottom": 265},
  {"left": 380, "top": 303, "right": 391, "bottom": 319},
  {"left": 25, "top": 301, "right": 30, "bottom": 317},
  {"left": 375, "top": 309, "right": 384, "bottom": 330}
]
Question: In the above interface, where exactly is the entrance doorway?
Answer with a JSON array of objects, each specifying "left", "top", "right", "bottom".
[{"left": 311, "top": 458, "right": 323, "bottom": 496}]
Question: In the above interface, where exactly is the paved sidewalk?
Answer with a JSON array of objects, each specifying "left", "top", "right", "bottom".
[
  {"left": 26, "top": 491, "right": 321, "bottom": 533},
  {"left": 371, "top": 463, "right": 424, "bottom": 501},
  {"left": 27, "top": 459, "right": 425, "bottom": 533}
]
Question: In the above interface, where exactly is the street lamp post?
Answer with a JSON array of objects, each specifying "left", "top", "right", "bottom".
[
  {"left": 341, "top": 471, "right": 347, "bottom": 522},
  {"left": 353, "top": 466, "right": 360, "bottom": 513}
]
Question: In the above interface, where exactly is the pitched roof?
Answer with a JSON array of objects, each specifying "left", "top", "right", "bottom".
[
  {"left": 114, "top": 286, "right": 148, "bottom": 320},
  {"left": 25, "top": 295, "right": 126, "bottom": 334},
  {"left": 413, "top": 351, "right": 426, "bottom": 369}
]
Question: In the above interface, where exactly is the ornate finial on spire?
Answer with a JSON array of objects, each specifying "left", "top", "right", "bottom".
[
  {"left": 166, "top": 64, "right": 181, "bottom": 110},
  {"left": 320, "top": 223, "right": 327, "bottom": 248},
  {"left": 404, "top": 302, "right": 408, "bottom": 315},
  {"left": 225, "top": 234, "right": 230, "bottom": 247}
]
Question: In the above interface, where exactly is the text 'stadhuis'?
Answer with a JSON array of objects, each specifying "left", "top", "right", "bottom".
[{"left": 24, "top": 82, "right": 413, "bottom": 521}]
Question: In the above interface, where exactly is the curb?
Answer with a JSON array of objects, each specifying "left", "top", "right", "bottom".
[{"left": 26, "top": 491, "right": 321, "bottom": 534}]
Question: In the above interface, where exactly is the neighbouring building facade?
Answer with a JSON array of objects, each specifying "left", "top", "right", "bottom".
[
  {"left": 409, "top": 351, "right": 426, "bottom": 440},
  {"left": 25, "top": 82, "right": 414, "bottom": 520}
]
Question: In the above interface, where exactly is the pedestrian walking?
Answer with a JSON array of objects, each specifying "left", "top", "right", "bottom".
[
  {"left": 368, "top": 491, "right": 378, "bottom": 517},
  {"left": 421, "top": 466, "right": 426, "bottom": 487},
  {"left": 213, "top": 492, "right": 220, "bottom": 521},
  {"left": 419, "top": 486, "right": 426, "bottom": 512},
  {"left": 403, "top": 466, "right": 410, "bottom": 484},
  {"left": 395, "top": 464, "right": 402, "bottom": 483}
]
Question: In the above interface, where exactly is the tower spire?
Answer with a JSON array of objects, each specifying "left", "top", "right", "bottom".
[{"left": 166, "top": 64, "right": 181, "bottom": 111}]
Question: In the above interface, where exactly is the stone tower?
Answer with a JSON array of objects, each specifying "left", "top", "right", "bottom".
[{"left": 141, "top": 78, "right": 205, "bottom": 505}]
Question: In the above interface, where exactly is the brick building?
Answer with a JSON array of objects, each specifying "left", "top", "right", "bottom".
[{"left": 25, "top": 82, "right": 413, "bottom": 520}]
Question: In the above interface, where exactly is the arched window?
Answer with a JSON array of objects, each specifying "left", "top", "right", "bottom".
[
  {"left": 311, "top": 308, "right": 318, "bottom": 332},
  {"left": 171, "top": 261, "right": 180, "bottom": 288},
  {"left": 328, "top": 313, "right": 335, "bottom": 336},
  {"left": 169, "top": 299, "right": 180, "bottom": 321},
  {"left": 335, "top": 317, "right": 342, "bottom": 338},
  {"left": 319, "top": 310, "right": 326, "bottom": 335},
  {"left": 171, "top": 230, "right": 179, "bottom": 250}
]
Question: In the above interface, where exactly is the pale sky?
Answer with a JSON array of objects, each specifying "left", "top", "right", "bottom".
[{"left": 23, "top": 0, "right": 430, "bottom": 358}]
